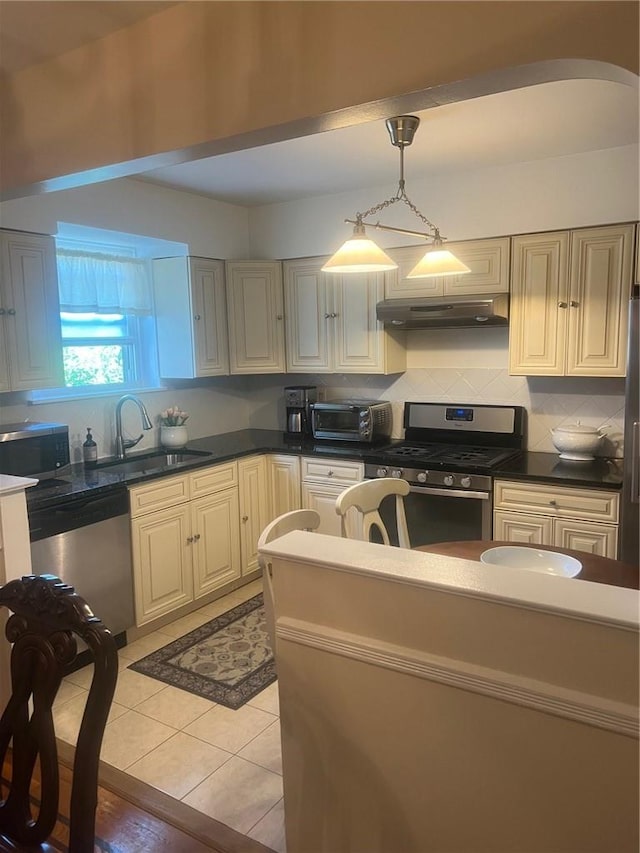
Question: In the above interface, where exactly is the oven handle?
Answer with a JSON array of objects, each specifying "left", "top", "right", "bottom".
[{"left": 408, "top": 484, "right": 490, "bottom": 500}]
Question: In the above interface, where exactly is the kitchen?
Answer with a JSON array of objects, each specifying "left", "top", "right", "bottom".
[{"left": 0, "top": 3, "right": 639, "bottom": 851}]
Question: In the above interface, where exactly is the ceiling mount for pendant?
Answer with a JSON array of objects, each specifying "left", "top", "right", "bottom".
[{"left": 322, "top": 114, "right": 471, "bottom": 279}]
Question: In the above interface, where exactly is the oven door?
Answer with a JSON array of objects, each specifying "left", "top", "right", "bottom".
[{"left": 375, "top": 483, "right": 492, "bottom": 547}]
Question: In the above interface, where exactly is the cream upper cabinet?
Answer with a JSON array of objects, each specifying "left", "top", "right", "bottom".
[
  {"left": 509, "top": 224, "right": 634, "bottom": 376},
  {"left": 283, "top": 257, "right": 405, "bottom": 374},
  {"left": 0, "top": 230, "right": 64, "bottom": 392},
  {"left": 153, "top": 256, "right": 229, "bottom": 378},
  {"left": 384, "top": 237, "right": 510, "bottom": 300},
  {"left": 239, "top": 455, "right": 272, "bottom": 575},
  {"left": 493, "top": 480, "right": 619, "bottom": 559},
  {"left": 226, "top": 261, "right": 285, "bottom": 374}
]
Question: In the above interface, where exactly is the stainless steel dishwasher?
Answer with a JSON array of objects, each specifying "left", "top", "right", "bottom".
[{"left": 29, "top": 487, "right": 134, "bottom": 640}]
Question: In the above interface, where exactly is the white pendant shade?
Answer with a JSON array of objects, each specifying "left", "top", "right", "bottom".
[
  {"left": 406, "top": 248, "right": 471, "bottom": 279},
  {"left": 321, "top": 235, "right": 397, "bottom": 274}
]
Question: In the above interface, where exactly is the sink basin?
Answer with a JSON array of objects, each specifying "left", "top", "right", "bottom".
[{"left": 96, "top": 449, "right": 212, "bottom": 475}]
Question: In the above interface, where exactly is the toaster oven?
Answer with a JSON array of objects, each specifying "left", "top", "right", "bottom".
[{"left": 311, "top": 400, "right": 392, "bottom": 443}]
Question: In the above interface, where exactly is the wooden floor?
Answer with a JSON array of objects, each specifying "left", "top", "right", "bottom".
[{"left": 1, "top": 743, "right": 276, "bottom": 853}]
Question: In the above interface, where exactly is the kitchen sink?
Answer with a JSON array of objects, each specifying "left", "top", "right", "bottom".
[{"left": 95, "top": 448, "right": 212, "bottom": 475}]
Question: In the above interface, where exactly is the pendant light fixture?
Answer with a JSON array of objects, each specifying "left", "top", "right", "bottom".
[{"left": 322, "top": 115, "right": 470, "bottom": 279}]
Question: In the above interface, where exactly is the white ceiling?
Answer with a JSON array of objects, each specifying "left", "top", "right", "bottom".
[{"left": 136, "top": 78, "right": 639, "bottom": 207}]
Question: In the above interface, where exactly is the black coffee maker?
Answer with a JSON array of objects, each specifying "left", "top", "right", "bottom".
[{"left": 285, "top": 386, "right": 317, "bottom": 437}]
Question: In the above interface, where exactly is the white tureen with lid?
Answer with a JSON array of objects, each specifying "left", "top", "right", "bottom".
[{"left": 550, "top": 421, "right": 607, "bottom": 461}]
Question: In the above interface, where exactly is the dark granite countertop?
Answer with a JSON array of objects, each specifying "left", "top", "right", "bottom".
[{"left": 26, "top": 430, "right": 623, "bottom": 510}]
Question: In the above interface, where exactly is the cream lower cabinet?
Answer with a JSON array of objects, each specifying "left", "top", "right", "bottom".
[
  {"left": 269, "top": 454, "right": 301, "bottom": 519},
  {"left": 301, "top": 456, "right": 364, "bottom": 537},
  {"left": 493, "top": 480, "right": 619, "bottom": 558},
  {"left": 239, "top": 455, "right": 272, "bottom": 575},
  {"left": 509, "top": 224, "right": 634, "bottom": 376},
  {"left": 130, "top": 462, "right": 241, "bottom": 626},
  {"left": 283, "top": 258, "right": 405, "bottom": 374}
]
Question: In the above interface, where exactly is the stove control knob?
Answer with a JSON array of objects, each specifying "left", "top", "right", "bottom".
[
  {"left": 417, "top": 471, "right": 428, "bottom": 483},
  {"left": 443, "top": 474, "right": 455, "bottom": 487},
  {"left": 391, "top": 468, "right": 403, "bottom": 479},
  {"left": 460, "top": 476, "right": 472, "bottom": 488},
  {"left": 376, "top": 467, "right": 388, "bottom": 478}
]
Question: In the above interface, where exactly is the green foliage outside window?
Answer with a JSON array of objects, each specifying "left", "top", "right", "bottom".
[{"left": 63, "top": 346, "right": 125, "bottom": 386}]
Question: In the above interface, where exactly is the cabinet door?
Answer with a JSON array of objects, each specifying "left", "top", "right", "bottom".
[
  {"left": 301, "top": 481, "right": 345, "bottom": 537},
  {"left": 131, "top": 504, "right": 193, "bottom": 626},
  {"left": 443, "top": 238, "right": 510, "bottom": 295},
  {"left": 270, "top": 454, "right": 301, "bottom": 520},
  {"left": 226, "top": 261, "right": 285, "bottom": 373},
  {"left": 384, "top": 245, "right": 444, "bottom": 299},
  {"left": 554, "top": 519, "right": 618, "bottom": 558},
  {"left": 191, "top": 258, "right": 229, "bottom": 376},
  {"left": 0, "top": 231, "right": 64, "bottom": 391},
  {"left": 192, "top": 487, "right": 241, "bottom": 598},
  {"left": 509, "top": 232, "right": 570, "bottom": 375},
  {"left": 332, "top": 271, "right": 386, "bottom": 372},
  {"left": 239, "top": 455, "right": 271, "bottom": 574},
  {"left": 284, "top": 259, "right": 331, "bottom": 372},
  {"left": 566, "top": 224, "right": 633, "bottom": 376},
  {"left": 493, "top": 511, "right": 552, "bottom": 545}
]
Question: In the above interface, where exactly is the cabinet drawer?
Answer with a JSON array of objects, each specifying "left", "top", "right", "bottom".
[
  {"left": 301, "top": 457, "right": 364, "bottom": 485},
  {"left": 129, "top": 474, "right": 189, "bottom": 517},
  {"left": 190, "top": 461, "right": 238, "bottom": 498},
  {"left": 494, "top": 480, "right": 619, "bottom": 523}
]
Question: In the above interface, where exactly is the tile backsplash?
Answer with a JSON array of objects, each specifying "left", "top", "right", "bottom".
[{"left": 309, "top": 369, "right": 626, "bottom": 457}]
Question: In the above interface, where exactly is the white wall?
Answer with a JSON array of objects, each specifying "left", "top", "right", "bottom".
[{"left": 248, "top": 145, "right": 639, "bottom": 258}]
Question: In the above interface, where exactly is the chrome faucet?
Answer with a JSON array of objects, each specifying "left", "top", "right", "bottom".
[{"left": 115, "top": 394, "right": 153, "bottom": 459}]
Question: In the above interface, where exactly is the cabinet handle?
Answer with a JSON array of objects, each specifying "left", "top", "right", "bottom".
[
  {"left": 0, "top": 308, "right": 5, "bottom": 316},
  {"left": 6, "top": 308, "right": 15, "bottom": 316},
  {"left": 558, "top": 302, "right": 567, "bottom": 309},
  {"left": 194, "top": 314, "right": 201, "bottom": 321},
  {"left": 193, "top": 533, "right": 201, "bottom": 541},
  {"left": 324, "top": 313, "right": 331, "bottom": 319},
  {"left": 327, "top": 470, "right": 334, "bottom": 477},
  {"left": 276, "top": 315, "right": 283, "bottom": 320},
  {"left": 331, "top": 312, "right": 338, "bottom": 319},
  {"left": 570, "top": 300, "right": 579, "bottom": 308},
  {"left": 549, "top": 499, "right": 558, "bottom": 506},
  {"left": 186, "top": 535, "right": 194, "bottom": 544},
  {"left": 242, "top": 515, "right": 249, "bottom": 522}
]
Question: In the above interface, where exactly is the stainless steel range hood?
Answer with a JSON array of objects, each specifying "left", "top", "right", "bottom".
[{"left": 376, "top": 293, "right": 509, "bottom": 329}]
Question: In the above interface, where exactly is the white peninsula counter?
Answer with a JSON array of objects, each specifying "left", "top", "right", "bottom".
[{"left": 260, "top": 532, "right": 640, "bottom": 853}]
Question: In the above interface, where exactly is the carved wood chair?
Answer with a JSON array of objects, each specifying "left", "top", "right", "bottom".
[
  {"left": 335, "top": 478, "right": 411, "bottom": 548},
  {"left": 258, "top": 509, "right": 321, "bottom": 651},
  {"left": 0, "top": 574, "right": 118, "bottom": 852}
]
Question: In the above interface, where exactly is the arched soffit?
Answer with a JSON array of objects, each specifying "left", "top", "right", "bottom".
[{"left": 2, "top": 58, "right": 638, "bottom": 202}]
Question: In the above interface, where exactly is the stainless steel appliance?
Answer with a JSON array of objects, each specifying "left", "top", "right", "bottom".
[
  {"left": 365, "top": 402, "right": 525, "bottom": 546},
  {"left": 620, "top": 284, "right": 639, "bottom": 565},
  {"left": 0, "top": 422, "right": 70, "bottom": 480},
  {"left": 285, "top": 386, "right": 317, "bottom": 437},
  {"left": 376, "top": 293, "right": 509, "bottom": 329},
  {"left": 311, "top": 400, "right": 393, "bottom": 443},
  {"left": 28, "top": 487, "right": 134, "bottom": 639}
]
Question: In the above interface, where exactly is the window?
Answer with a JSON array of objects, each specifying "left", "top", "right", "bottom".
[{"left": 33, "top": 235, "right": 161, "bottom": 400}]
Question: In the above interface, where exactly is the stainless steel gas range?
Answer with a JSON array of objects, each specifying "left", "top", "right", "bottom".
[{"left": 365, "top": 402, "right": 526, "bottom": 547}]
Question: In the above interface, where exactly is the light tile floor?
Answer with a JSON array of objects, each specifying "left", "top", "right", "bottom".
[{"left": 54, "top": 579, "right": 286, "bottom": 852}]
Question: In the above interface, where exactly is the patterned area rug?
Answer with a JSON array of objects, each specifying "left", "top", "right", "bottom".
[{"left": 129, "top": 594, "right": 275, "bottom": 710}]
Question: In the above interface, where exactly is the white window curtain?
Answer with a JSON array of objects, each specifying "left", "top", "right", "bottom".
[{"left": 56, "top": 249, "right": 153, "bottom": 315}]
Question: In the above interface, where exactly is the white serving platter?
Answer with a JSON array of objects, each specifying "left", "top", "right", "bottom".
[{"left": 480, "top": 546, "right": 582, "bottom": 578}]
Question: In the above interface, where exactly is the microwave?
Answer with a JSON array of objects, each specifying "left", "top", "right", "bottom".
[
  {"left": 0, "top": 422, "right": 70, "bottom": 480},
  {"left": 311, "top": 400, "right": 393, "bottom": 443}
]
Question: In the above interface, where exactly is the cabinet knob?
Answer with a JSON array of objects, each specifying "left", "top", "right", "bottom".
[
  {"left": 186, "top": 535, "right": 194, "bottom": 544},
  {"left": 193, "top": 533, "right": 201, "bottom": 541},
  {"left": 0, "top": 308, "right": 5, "bottom": 316},
  {"left": 276, "top": 315, "right": 283, "bottom": 320},
  {"left": 324, "top": 313, "right": 331, "bottom": 319},
  {"left": 549, "top": 499, "right": 558, "bottom": 506},
  {"left": 327, "top": 470, "right": 334, "bottom": 477},
  {"left": 242, "top": 515, "right": 249, "bottom": 522},
  {"left": 6, "top": 308, "right": 15, "bottom": 316},
  {"left": 194, "top": 314, "right": 201, "bottom": 321},
  {"left": 331, "top": 312, "right": 338, "bottom": 319},
  {"left": 570, "top": 300, "right": 579, "bottom": 308},
  {"left": 558, "top": 302, "right": 567, "bottom": 309}
]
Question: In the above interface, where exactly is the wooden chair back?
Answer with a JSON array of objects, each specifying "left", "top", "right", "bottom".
[
  {"left": 258, "top": 510, "right": 321, "bottom": 651},
  {"left": 335, "top": 478, "right": 411, "bottom": 548},
  {"left": 0, "top": 574, "right": 118, "bottom": 853}
]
